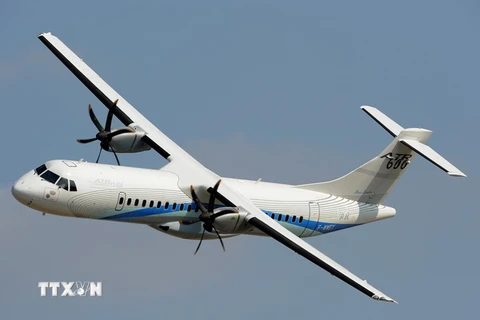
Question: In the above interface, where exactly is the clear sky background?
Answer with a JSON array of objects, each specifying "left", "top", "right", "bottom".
[{"left": 1, "top": 0, "right": 478, "bottom": 319}]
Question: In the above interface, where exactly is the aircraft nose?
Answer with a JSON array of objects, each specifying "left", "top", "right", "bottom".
[{"left": 12, "top": 178, "right": 32, "bottom": 204}]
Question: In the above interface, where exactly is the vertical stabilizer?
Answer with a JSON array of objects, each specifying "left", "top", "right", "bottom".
[{"left": 295, "top": 106, "right": 466, "bottom": 204}]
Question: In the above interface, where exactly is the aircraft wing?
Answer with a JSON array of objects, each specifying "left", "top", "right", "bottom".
[
  {"left": 38, "top": 32, "right": 396, "bottom": 303},
  {"left": 38, "top": 32, "right": 206, "bottom": 166},
  {"left": 214, "top": 182, "right": 397, "bottom": 303}
]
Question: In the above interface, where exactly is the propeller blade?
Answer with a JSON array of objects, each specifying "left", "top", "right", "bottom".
[
  {"left": 95, "top": 146, "right": 103, "bottom": 163},
  {"left": 194, "top": 228, "right": 206, "bottom": 255},
  {"left": 105, "top": 99, "right": 119, "bottom": 132},
  {"left": 82, "top": 100, "right": 123, "bottom": 165},
  {"left": 88, "top": 105, "right": 104, "bottom": 132},
  {"left": 107, "top": 141, "right": 121, "bottom": 166},
  {"left": 212, "top": 225, "right": 225, "bottom": 252},
  {"left": 208, "top": 179, "right": 222, "bottom": 213},
  {"left": 77, "top": 137, "right": 97, "bottom": 144},
  {"left": 106, "top": 127, "right": 134, "bottom": 140},
  {"left": 190, "top": 186, "right": 208, "bottom": 214}
]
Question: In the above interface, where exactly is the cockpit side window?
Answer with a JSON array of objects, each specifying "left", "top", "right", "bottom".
[
  {"left": 35, "top": 164, "right": 47, "bottom": 175},
  {"left": 69, "top": 180, "right": 77, "bottom": 192},
  {"left": 56, "top": 177, "right": 68, "bottom": 190},
  {"left": 40, "top": 170, "right": 60, "bottom": 184}
]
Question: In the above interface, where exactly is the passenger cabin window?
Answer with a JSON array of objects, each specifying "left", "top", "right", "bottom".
[
  {"left": 172, "top": 203, "right": 177, "bottom": 210},
  {"left": 35, "top": 164, "right": 47, "bottom": 175},
  {"left": 157, "top": 201, "right": 162, "bottom": 208},
  {"left": 285, "top": 215, "right": 290, "bottom": 222},
  {"left": 69, "top": 180, "right": 77, "bottom": 192},
  {"left": 40, "top": 170, "right": 60, "bottom": 184},
  {"left": 134, "top": 199, "right": 139, "bottom": 206},
  {"left": 142, "top": 200, "right": 147, "bottom": 207},
  {"left": 292, "top": 216, "right": 297, "bottom": 223},
  {"left": 277, "top": 214, "right": 282, "bottom": 221},
  {"left": 56, "top": 177, "right": 68, "bottom": 190},
  {"left": 127, "top": 198, "right": 132, "bottom": 206},
  {"left": 165, "top": 202, "right": 169, "bottom": 209},
  {"left": 299, "top": 216, "right": 303, "bottom": 223},
  {"left": 149, "top": 200, "right": 154, "bottom": 208},
  {"left": 180, "top": 204, "right": 184, "bottom": 211},
  {"left": 271, "top": 213, "right": 275, "bottom": 219},
  {"left": 187, "top": 204, "right": 192, "bottom": 212}
]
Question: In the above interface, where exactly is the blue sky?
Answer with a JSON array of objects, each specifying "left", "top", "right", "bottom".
[{"left": 1, "top": 0, "right": 478, "bottom": 318}]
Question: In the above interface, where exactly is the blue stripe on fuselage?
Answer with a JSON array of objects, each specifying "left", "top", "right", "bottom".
[{"left": 101, "top": 204, "right": 358, "bottom": 233}]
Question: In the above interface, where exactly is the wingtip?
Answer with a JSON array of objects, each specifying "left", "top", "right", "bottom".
[
  {"left": 360, "top": 105, "right": 379, "bottom": 115},
  {"left": 37, "top": 32, "right": 51, "bottom": 38},
  {"left": 360, "top": 105, "right": 375, "bottom": 111},
  {"left": 448, "top": 172, "right": 467, "bottom": 178},
  {"left": 386, "top": 297, "right": 398, "bottom": 304},
  {"left": 372, "top": 295, "right": 398, "bottom": 304}
]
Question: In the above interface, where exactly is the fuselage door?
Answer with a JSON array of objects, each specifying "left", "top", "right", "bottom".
[
  {"left": 115, "top": 192, "right": 126, "bottom": 211},
  {"left": 300, "top": 202, "right": 320, "bottom": 237}
]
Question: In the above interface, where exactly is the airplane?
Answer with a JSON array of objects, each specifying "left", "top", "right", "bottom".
[{"left": 11, "top": 32, "right": 466, "bottom": 304}]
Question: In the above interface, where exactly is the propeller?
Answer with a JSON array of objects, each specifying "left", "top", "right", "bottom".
[
  {"left": 77, "top": 99, "right": 133, "bottom": 165},
  {"left": 190, "top": 180, "right": 238, "bottom": 255}
]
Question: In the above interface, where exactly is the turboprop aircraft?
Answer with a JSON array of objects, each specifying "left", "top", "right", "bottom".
[{"left": 12, "top": 32, "right": 466, "bottom": 303}]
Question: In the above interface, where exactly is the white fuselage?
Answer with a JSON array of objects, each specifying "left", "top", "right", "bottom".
[{"left": 12, "top": 160, "right": 396, "bottom": 240}]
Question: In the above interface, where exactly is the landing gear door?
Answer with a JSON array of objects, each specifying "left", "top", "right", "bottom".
[
  {"left": 115, "top": 192, "right": 126, "bottom": 211},
  {"left": 300, "top": 202, "right": 320, "bottom": 237}
]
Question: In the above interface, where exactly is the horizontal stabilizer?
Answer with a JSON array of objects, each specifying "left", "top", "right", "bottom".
[
  {"left": 399, "top": 139, "right": 466, "bottom": 177},
  {"left": 361, "top": 106, "right": 404, "bottom": 137}
]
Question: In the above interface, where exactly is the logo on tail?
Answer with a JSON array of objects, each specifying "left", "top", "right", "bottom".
[{"left": 380, "top": 153, "right": 412, "bottom": 170}]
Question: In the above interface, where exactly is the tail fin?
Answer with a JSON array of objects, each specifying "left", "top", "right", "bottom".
[{"left": 296, "top": 106, "right": 466, "bottom": 204}]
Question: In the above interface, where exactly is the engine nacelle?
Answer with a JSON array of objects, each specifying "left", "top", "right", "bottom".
[
  {"left": 213, "top": 209, "right": 251, "bottom": 234},
  {"left": 152, "top": 222, "right": 238, "bottom": 240},
  {"left": 108, "top": 129, "right": 151, "bottom": 153}
]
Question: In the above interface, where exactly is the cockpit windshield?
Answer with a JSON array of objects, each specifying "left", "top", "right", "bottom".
[
  {"left": 40, "top": 170, "right": 60, "bottom": 184},
  {"left": 34, "top": 163, "right": 77, "bottom": 192},
  {"left": 35, "top": 164, "right": 47, "bottom": 175},
  {"left": 56, "top": 177, "right": 68, "bottom": 190}
]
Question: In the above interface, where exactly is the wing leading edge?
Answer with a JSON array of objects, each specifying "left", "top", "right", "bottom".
[{"left": 39, "top": 32, "right": 396, "bottom": 303}]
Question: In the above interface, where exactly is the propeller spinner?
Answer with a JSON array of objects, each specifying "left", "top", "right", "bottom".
[{"left": 77, "top": 99, "right": 134, "bottom": 165}]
